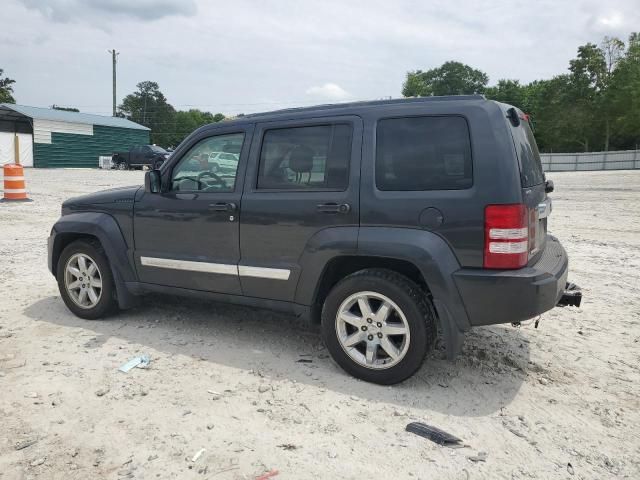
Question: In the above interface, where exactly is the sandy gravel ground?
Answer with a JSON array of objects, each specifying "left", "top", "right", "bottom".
[{"left": 1, "top": 169, "right": 639, "bottom": 480}]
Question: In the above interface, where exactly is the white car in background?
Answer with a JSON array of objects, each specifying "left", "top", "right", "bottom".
[{"left": 208, "top": 151, "right": 239, "bottom": 173}]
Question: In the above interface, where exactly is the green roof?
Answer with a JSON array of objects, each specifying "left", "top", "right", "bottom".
[{"left": 0, "top": 103, "right": 150, "bottom": 130}]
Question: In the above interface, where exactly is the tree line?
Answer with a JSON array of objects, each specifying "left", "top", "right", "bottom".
[
  {"left": 2, "top": 32, "right": 638, "bottom": 152},
  {"left": 116, "top": 81, "right": 225, "bottom": 148},
  {"left": 403, "top": 33, "right": 640, "bottom": 153},
  {"left": 0, "top": 72, "right": 225, "bottom": 149}
]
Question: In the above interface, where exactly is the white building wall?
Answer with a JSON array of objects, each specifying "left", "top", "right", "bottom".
[
  {"left": 33, "top": 119, "right": 93, "bottom": 144},
  {"left": 0, "top": 132, "right": 34, "bottom": 167}
]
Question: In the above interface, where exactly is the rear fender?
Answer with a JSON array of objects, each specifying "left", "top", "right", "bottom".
[{"left": 357, "top": 227, "right": 471, "bottom": 358}]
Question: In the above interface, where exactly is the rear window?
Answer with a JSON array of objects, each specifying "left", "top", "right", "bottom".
[
  {"left": 511, "top": 121, "right": 544, "bottom": 187},
  {"left": 376, "top": 116, "right": 472, "bottom": 191}
]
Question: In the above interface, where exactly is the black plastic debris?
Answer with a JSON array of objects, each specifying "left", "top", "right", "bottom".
[{"left": 405, "top": 422, "right": 463, "bottom": 446}]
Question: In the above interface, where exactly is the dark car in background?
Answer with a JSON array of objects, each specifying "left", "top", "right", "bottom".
[{"left": 112, "top": 145, "right": 169, "bottom": 170}]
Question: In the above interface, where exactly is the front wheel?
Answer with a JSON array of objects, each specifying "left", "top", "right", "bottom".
[
  {"left": 321, "top": 269, "right": 437, "bottom": 385},
  {"left": 117, "top": 162, "right": 128, "bottom": 170},
  {"left": 153, "top": 159, "right": 165, "bottom": 170},
  {"left": 56, "top": 240, "right": 117, "bottom": 319}
]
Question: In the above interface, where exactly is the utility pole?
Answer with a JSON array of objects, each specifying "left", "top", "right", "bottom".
[{"left": 107, "top": 49, "right": 119, "bottom": 116}]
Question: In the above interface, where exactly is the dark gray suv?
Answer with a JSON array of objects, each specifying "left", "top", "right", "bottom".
[{"left": 48, "top": 96, "right": 578, "bottom": 384}]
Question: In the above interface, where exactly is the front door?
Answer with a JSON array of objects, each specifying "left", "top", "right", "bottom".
[
  {"left": 240, "top": 116, "right": 362, "bottom": 301},
  {"left": 133, "top": 126, "right": 252, "bottom": 294}
]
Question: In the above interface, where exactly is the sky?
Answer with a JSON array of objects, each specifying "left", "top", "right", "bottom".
[{"left": 1, "top": 0, "right": 638, "bottom": 116}]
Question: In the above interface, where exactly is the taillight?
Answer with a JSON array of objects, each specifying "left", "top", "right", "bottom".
[{"left": 484, "top": 204, "right": 530, "bottom": 269}]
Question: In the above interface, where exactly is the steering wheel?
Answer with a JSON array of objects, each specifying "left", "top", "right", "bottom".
[{"left": 197, "top": 171, "right": 226, "bottom": 188}]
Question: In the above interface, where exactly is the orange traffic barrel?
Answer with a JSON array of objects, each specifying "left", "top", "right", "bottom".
[{"left": 2, "top": 164, "right": 32, "bottom": 202}]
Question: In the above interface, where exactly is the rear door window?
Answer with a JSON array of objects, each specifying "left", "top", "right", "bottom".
[
  {"left": 257, "top": 124, "right": 352, "bottom": 191},
  {"left": 376, "top": 116, "right": 472, "bottom": 191}
]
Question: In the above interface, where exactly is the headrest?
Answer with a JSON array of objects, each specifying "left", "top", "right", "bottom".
[{"left": 288, "top": 145, "right": 314, "bottom": 173}]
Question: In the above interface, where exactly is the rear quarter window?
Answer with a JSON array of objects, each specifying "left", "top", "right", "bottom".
[{"left": 375, "top": 116, "right": 472, "bottom": 191}]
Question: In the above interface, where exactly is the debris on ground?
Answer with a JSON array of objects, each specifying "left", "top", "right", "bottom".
[
  {"left": 14, "top": 438, "right": 38, "bottom": 450},
  {"left": 30, "top": 457, "right": 46, "bottom": 467},
  {"left": 95, "top": 387, "right": 110, "bottom": 397},
  {"left": 255, "top": 469, "right": 279, "bottom": 480},
  {"left": 118, "top": 355, "right": 150, "bottom": 373},
  {"left": 277, "top": 443, "right": 299, "bottom": 450},
  {"left": 567, "top": 462, "right": 575, "bottom": 475},
  {"left": 405, "top": 422, "right": 463, "bottom": 446},
  {"left": 467, "top": 451, "right": 488, "bottom": 462},
  {"left": 191, "top": 448, "right": 206, "bottom": 462}
]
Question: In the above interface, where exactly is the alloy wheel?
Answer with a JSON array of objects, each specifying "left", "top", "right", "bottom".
[
  {"left": 335, "top": 291, "right": 411, "bottom": 370},
  {"left": 64, "top": 253, "right": 103, "bottom": 309}
]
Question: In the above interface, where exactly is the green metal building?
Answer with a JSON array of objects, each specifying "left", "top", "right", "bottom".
[{"left": 0, "top": 104, "right": 149, "bottom": 168}]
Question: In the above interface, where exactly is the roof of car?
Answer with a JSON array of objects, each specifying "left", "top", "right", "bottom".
[{"left": 222, "top": 95, "right": 488, "bottom": 126}]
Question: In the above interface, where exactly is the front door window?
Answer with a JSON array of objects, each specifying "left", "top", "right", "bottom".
[{"left": 171, "top": 133, "right": 244, "bottom": 192}]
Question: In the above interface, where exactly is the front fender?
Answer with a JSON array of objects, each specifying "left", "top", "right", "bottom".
[
  {"left": 48, "top": 212, "right": 138, "bottom": 308},
  {"left": 49, "top": 212, "right": 136, "bottom": 281}
]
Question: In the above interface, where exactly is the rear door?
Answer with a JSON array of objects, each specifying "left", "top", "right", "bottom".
[{"left": 239, "top": 116, "right": 362, "bottom": 301}]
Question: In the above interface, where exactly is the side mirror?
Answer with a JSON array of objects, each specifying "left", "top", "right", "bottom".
[
  {"left": 545, "top": 179, "right": 554, "bottom": 193},
  {"left": 145, "top": 170, "right": 162, "bottom": 193}
]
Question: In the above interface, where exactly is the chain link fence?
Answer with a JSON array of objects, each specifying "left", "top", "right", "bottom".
[{"left": 540, "top": 150, "right": 640, "bottom": 172}]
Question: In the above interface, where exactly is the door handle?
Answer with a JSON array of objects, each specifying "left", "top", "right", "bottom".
[
  {"left": 317, "top": 203, "right": 350, "bottom": 214},
  {"left": 209, "top": 202, "right": 237, "bottom": 212}
]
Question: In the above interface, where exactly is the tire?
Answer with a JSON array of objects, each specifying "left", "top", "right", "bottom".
[
  {"left": 153, "top": 159, "right": 164, "bottom": 170},
  {"left": 56, "top": 239, "right": 117, "bottom": 320},
  {"left": 117, "top": 162, "right": 128, "bottom": 170},
  {"left": 321, "top": 269, "right": 437, "bottom": 385}
]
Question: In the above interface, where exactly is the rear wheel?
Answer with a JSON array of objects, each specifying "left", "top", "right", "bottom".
[
  {"left": 56, "top": 240, "right": 117, "bottom": 319},
  {"left": 117, "top": 162, "right": 128, "bottom": 170},
  {"left": 321, "top": 269, "right": 437, "bottom": 384},
  {"left": 153, "top": 159, "right": 164, "bottom": 170}
]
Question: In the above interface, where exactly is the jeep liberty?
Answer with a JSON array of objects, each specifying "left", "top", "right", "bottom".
[{"left": 48, "top": 96, "right": 580, "bottom": 384}]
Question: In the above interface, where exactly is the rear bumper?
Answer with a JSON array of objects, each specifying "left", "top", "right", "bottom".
[{"left": 453, "top": 236, "right": 569, "bottom": 326}]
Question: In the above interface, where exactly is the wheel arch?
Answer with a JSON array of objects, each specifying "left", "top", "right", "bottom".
[
  {"left": 299, "top": 226, "right": 471, "bottom": 359},
  {"left": 49, "top": 212, "right": 138, "bottom": 309}
]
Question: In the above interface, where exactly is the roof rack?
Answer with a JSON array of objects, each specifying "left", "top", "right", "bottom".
[{"left": 241, "top": 95, "right": 486, "bottom": 119}]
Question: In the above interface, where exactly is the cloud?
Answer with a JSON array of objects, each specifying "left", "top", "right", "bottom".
[
  {"left": 305, "top": 83, "right": 352, "bottom": 101},
  {"left": 19, "top": 0, "right": 196, "bottom": 22}
]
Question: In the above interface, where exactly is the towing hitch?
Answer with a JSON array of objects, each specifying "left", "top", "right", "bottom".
[{"left": 557, "top": 282, "right": 582, "bottom": 308}]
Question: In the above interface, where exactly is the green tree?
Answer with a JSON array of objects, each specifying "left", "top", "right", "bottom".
[
  {"left": 0, "top": 68, "right": 16, "bottom": 103},
  {"left": 607, "top": 33, "right": 640, "bottom": 150},
  {"left": 118, "top": 81, "right": 176, "bottom": 146},
  {"left": 484, "top": 79, "right": 528, "bottom": 110},
  {"left": 166, "top": 109, "right": 226, "bottom": 147},
  {"left": 402, "top": 61, "right": 488, "bottom": 97}
]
